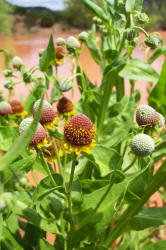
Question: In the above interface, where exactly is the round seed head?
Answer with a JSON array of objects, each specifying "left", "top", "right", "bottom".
[
  {"left": 12, "top": 56, "right": 23, "bottom": 70},
  {"left": 10, "top": 100, "right": 24, "bottom": 114},
  {"left": 136, "top": 105, "right": 158, "bottom": 127},
  {"left": 0, "top": 101, "right": 12, "bottom": 115},
  {"left": 33, "top": 99, "right": 56, "bottom": 124},
  {"left": 56, "top": 37, "right": 65, "bottom": 46},
  {"left": 66, "top": 36, "right": 81, "bottom": 51},
  {"left": 78, "top": 31, "right": 88, "bottom": 41},
  {"left": 157, "top": 113, "right": 165, "bottom": 128},
  {"left": 131, "top": 133, "right": 155, "bottom": 157},
  {"left": 64, "top": 114, "right": 95, "bottom": 146},
  {"left": 57, "top": 96, "right": 73, "bottom": 114},
  {"left": 19, "top": 118, "right": 46, "bottom": 146}
]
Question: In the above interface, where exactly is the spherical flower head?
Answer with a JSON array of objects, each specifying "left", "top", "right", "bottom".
[
  {"left": 136, "top": 105, "right": 159, "bottom": 127},
  {"left": 10, "top": 100, "right": 24, "bottom": 114},
  {"left": 57, "top": 96, "right": 73, "bottom": 114},
  {"left": 43, "top": 137, "right": 63, "bottom": 161},
  {"left": 33, "top": 99, "right": 56, "bottom": 124},
  {"left": 3, "top": 69, "right": 12, "bottom": 77},
  {"left": 78, "top": 31, "right": 88, "bottom": 41},
  {"left": 19, "top": 118, "right": 46, "bottom": 146},
  {"left": 56, "top": 37, "right": 66, "bottom": 46},
  {"left": 64, "top": 114, "right": 95, "bottom": 146},
  {"left": 157, "top": 113, "right": 165, "bottom": 128},
  {"left": 0, "top": 101, "right": 12, "bottom": 115},
  {"left": 66, "top": 36, "right": 81, "bottom": 51},
  {"left": 12, "top": 56, "right": 23, "bottom": 70},
  {"left": 131, "top": 134, "right": 155, "bottom": 157}
]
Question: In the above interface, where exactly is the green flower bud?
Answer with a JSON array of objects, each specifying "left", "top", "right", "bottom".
[
  {"left": 3, "top": 69, "right": 12, "bottom": 77},
  {"left": 56, "top": 37, "right": 66, "bottom": 46},
  {"left": 127, "top": 29, "right": 138, "bottom": 41},
  {"left": 66, "top": 36, "right": 81, "bottom": 51},
  {"left": 131, "top": 134, "right": 155, "bottom": 157},
  {"left": 78, "top": 31, "right": 88, "bottom": 41},
  {"left": 93, "top": 16, "right": 102, "bottom": 25},
  {"left": 59, "top": 78, "right": 72, "bottom": 92},
  {"left": 22, "top": 68, "right": 33, "bottom": 83},
  {"left": 134, "top": 11, "right": 149, "bottom": 25},
  {"left": 129, "top": 37, "right": 139, "bottom": 47},
  {"left": 12, "top": 56, "right": 24, "bottom": 70},
  {"left": 144, "top": 35, "right": 160, "bottom": 49},
  {"left": 4, "top": 79, "right": 14, "bottom": 90}
]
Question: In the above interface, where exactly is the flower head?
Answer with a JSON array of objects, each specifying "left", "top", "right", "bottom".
[
  {"left": 131, "top": 133, "right": 155, "bottom": 157},
  {"left": 66, "top": 36, "right": 81, "bottom": 51},
  {"left": 136, "top": 105, "right": 159, "bottom": 127},
  {"left": 78, "top": 31, "right": 88, "bottom": 41},
  {"left": 19, "top": 118, "right": 47, "bottom": 147},
  {"left": 157, "top": 113, "right": 165, "bottom": 128},
  {"left": 63, "top": 114, "right": 95, "bottom": 155},
  {"left": 57, "top": 96, "right": 74, "bottom": 118},
  {"left": 56, "top": 37, "right": 66, "bottom": 46},
  {"left": 0, "top": 101, "right": 12, "bottom": 115},
  {"left": 33, "top": 99, "right": 57, "bottom": 130},
  {"left": 38, "top": 48, "right": 45, "bottom": 57},
  {"left": 12, "top": 56, "right": 24, "bottom": 70},
  {"left": 55, "top": 46, "right": 65, "bottom": 65},
  {"left": 10, "top": 100, "right": 27, "bottom": 117},
  {"left": 43, "top": 137, "right": 63, "bottom": 162}
]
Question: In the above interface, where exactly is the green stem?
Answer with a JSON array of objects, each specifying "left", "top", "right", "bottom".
[
  {"left": 105, "top": 160, "right": 166, "bottom": 247},
  {"left": 37, "top": 149, "right": 57, "bottom": 187},
  {"left": 123, "top": 156, "right": 137, "bottom": 172},
  {"left": 75, "top": 178, "right": 115, "bottom": 231},
  {"left": 51, "top": 136, "right": 63, "bottom": 176},
  {"left": 67, "top": 153, "right": 77, "bottom": 230},
  {"left": 133, "top": 26, "right": 149, "bottom": 38}
]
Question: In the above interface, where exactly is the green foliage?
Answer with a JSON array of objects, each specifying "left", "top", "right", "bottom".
[{"left": 0, "top": 0, "right": 13, "bottom": 34}]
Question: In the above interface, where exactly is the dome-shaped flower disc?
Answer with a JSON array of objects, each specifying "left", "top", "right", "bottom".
[
  {"left": 56, "top": 46, "right": 65, "bottom": 60},
  {"left": 10, "top": 100, "right": 24, "bottom": 114},
  {"left": 33, "top": 100, "right": 56, "bottom": 124},
  {"left": 0, "top": 101, "right": 12, "bottom": 115},
  {"left": 157, "top": 113, "right": 165, "bottom": 128},
  {"left": 64, "top": 114, "right": 95, "bottom": 146},
  {"left": 131, "top": 133, "right": 155, "bottom": 157},
  {"left": 19, "top": 118, "right": 46, "bottom": 146},
  {"left": 57, "top": 96, "right": 73, "bottom": 114},
  {"left": 136, "top": 105, "right": 158, "bottom": 127}
]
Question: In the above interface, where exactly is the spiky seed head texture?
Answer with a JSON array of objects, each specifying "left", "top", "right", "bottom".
[
  {"left": 33, "top": 99, "right": 56, "bottom": 124},
  {"left": 19, "top": 118, "right": 46, "bottom": 145},
  {"left": 10, "top": 100, "right": 24, "bottom": 114},
  {"left": 131, "top": 133, "right": 155, "bottom": 157},
  {"left": 66, "top": 36, "right": 81, "bottom": 50},
  {"left": 157, "top": 113, "right": 165, "bottom": 128},
  {"left": 0, "top": 101, "right": 12, "bottom": 115},
  {"left": 136, "top": 105, "right": 159, "bottom": 126},
  {"left": 64, "top": 114, "right": 95, "bottom": 146},
  {"left": 57, "top": 96, "right": 73, "bottom": 114}
]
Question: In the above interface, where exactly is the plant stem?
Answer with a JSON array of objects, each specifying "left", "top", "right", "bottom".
[
  {"left": 37, "top": 149, "right": 56, "bottom": 187},
  {"left": 133, "top": 26, "right": 149, "bottom": 38},
  {"left": 51, "top": 136, "right": 63, "bottom": 176},
  {"left": 123, "top": 156, "right": 137, "bottom": 172},
  {"left": 76, "top": 178, "right": 115, "bottom": 231},
  {"left": 67, "top": 153, "right": 77, "bottom": 230}
]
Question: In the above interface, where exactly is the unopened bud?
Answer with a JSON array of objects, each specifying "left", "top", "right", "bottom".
[
  {"left": 12, "top": 56, "right": 24, "bottom": 70},
  {"left": 59, "top": 78, "right": 72, "bottom": 92}
]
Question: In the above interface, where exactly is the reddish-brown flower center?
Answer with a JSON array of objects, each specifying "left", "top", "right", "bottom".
[
  {"left": 64, "top": 114, "right": 95, "bottom": 146},
  {"left": 11, "top": 100, "right": 24, "bottom": 113},
  {"left": 56, "top": 46, "right": 65, "bottom": 60},
  {"left": 57, "top": 96, "right": 73, "bottom": 114}
]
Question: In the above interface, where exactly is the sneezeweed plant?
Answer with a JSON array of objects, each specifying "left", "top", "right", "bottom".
[{"left": 1, "top": 0, "right": 166, "bottom": 249}]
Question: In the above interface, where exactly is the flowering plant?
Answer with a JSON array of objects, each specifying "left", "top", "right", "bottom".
[{"left": 1, "top": 0, "right": 166, "bottom": 249}]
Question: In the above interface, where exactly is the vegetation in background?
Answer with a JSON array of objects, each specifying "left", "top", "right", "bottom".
[{"left": 0, "top": 0, "right": 13, "bottom": 35}]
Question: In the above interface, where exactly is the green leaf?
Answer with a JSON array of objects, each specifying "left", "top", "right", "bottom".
[
  {"left": 142, "top": 240, "right": 166, "bottom": 250},
  {"left": 0, "top": 97, "right": 44, "bottom": 171},
  {"left": 0, "top": 214, "right": 2, "bottom": 250},
  {"left": 82, "top": 0, "right": 109, "bottom": 22},
  {"left": 85, "top": 145, "right": 120, "bottom": 177},
  {"left": 148, "top": 59, "right": 166, "bottom": 115},
  {"left": 4, "top": 154, "right": 36, "bottom": 183},
  {"left": 71, "top": 178, "right": 83, "bottom": 204},
  {"left": 119, "top": 58, "right": 159, "bottom": 82},
  {"left": 37, "top": 238, "right": 55, "bottom": 250},
  {"left": 33, "top": 174, "right": 63, "bottom": 202},
  {"left": 78, "top": 247, "right": 107, "bottom": 250},
  {"left": 148, "top": 46, "right": 166, "bottom": 64},
  {"left": 81, "top": 179, "right": 109, "bottom": 194},
  {"left": 40, "top": 33, "right": 56, "bottom": 72},
  {"left": 0, "top": 126, "right": 18, "bottom": 152},
  {"left": 129, "top": 207, "right": 166, "bottom": 231},
  {"left": 125, "top": 0, "right": 143, "bottom": 12},
  {"left": 2, "top": 227, "right": 22, "bottom": 250}
]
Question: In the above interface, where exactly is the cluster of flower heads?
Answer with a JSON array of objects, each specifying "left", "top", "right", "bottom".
[
  {"left": 130, "top": 104, "right": 165, "bottom": 158},
  {"left": 0, "top": 100, "right": 27, "bottom": 117},
  {"left": 18, "top": 97, "right": 95, "bottom": 161}
]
